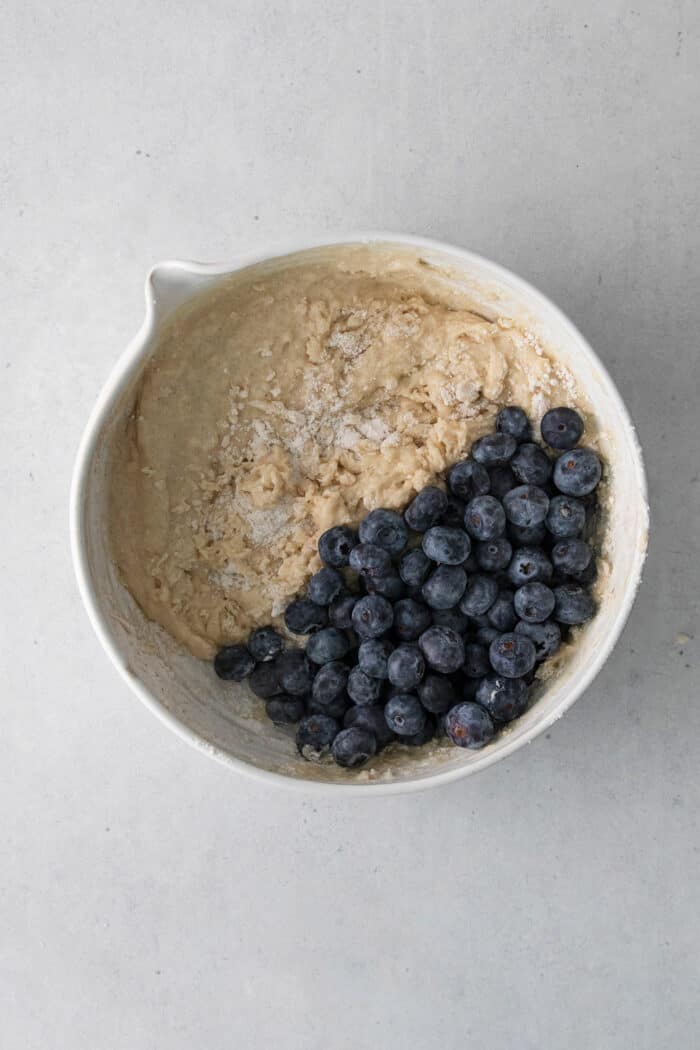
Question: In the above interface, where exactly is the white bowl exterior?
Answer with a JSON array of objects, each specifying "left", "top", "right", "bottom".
[{"left": 70, "top": 234, "right": 648, "bottom": 794}]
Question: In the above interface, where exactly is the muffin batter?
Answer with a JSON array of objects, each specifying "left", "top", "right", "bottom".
[{"left": 109, "top": 246, "right": 586, "bottom": 659}]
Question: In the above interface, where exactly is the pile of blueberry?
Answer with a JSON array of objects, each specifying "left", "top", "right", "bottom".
[{"left": 214, "top": 406, "right": 602, "bottom": 769}]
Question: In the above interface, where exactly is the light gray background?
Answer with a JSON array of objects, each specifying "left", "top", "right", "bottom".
[{"left": 2, "top": 1, "right": 698, "bottom": 1047}]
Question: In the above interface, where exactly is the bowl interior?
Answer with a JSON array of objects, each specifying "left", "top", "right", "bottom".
[{"left": 74, "top": 239, "right": 647, "bottom": 791}]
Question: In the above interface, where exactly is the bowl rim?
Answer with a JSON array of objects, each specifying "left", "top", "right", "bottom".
[{"left": 69, "top": 231, "right": 648, "bottom": 795}]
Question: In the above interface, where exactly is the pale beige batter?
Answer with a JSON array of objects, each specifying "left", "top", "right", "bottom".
[{"left": 109, "top": 245, "right": 588, "bottom": 659}]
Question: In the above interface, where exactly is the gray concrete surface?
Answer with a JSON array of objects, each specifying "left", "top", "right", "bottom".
[{"left": 2, "top": 1, "right": 699, "bottom": 1047}]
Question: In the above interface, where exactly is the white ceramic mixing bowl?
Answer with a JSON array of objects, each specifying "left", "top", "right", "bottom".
[{"left": 70, "top": 234, "right": 648, "bottom": 794}]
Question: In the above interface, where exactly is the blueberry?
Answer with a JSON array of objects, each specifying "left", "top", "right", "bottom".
[
  {"left": 503, "top": 485, "right": 550, "bottom": 527},
  {"left": 463, "top": 643, "right": 491, "bottom": 678},
  {"left": 507, "top": 547, "right": 553, "bottom": 587},
  {"left": 265, "top": 695, "right": 307, "bottom": 725},
  {"left": 553, "top": 584, "right": 596, "bottom": 624},
  {"left": 384, "top": 693, "right": 426, "bottom": 736},
  {"left": 418, "top": 674, "right": 456, "bottom": 713},
  {"left": 510, "top": 443, "right": 552, "bottom": 486},
  {"left": 387, "top": 644, "right": 426, "bottom": 690},
  {"left": 444, "top": 702, "right": 495, "bottom": 748},
  {"left": 296, "top": 714, "right": 339, "bottom": 760},
  {"left": 401, "top": 714, "right": 437, "bottom": 747},
  {"left": 351, "top": 595, "right": 394, "bottom": 639},
  {"left": 496, "top": 406, "right": 531, "bottom": 442},
  {"left": 475, "top": 625, "right": 500, "bottom": 647},
  {"left": 422, "top": 565, "right": 467, "bottom": 609},
  {"left": 571, "top": 558, "right": 598, "bottom": 585},
  {"left": 307, "top": 567, "right": 345, "bottom": 606},
  {"left": 357, "top": 638, "right": 394, "bottom": 678},
  {"left": 475, "top": 537, "right": 512, "bottom": 572},
  {"left": 489, "top": 632, "right": 537, "bottom": 677},
  {"left": 487, "top": 590, "right": 517, "bottom": 631},
  {"left": 515, "top": 619, "right": 562, "bottom": 660},
  {"left": 404, "top": 486, "right": 448, "bottom": 532},
  {"left": 541, "top": 407, "right": 584, "bottom": 450},
  {"left": 318, "top": 525, "right": 358, "bottom": 567},
  {"left": 418, "top": 625, "right": 466, "bottom": 673},
  {"left": 551, "top": 538, "right": 592, "bottom": 575},
  {"left": 508, "top": 522, "right": 547, "bottom": 546},
  {"left": 447, "top": 459, "right": 490, "bottom": 500},
  {"left": 332, "top": 726, "right": 377, "bottom": 768},
  {"left": 422, "top": 526, "right": 471, "bottom": 565},
  {"left": 464, "top": 495, "right": 506, "bottom": 541},
  {"left": 311, "top": 661, "right": 349, "bottom": 710},
  {"left": 398, "top": 548, "right": 433, "bottom": 588},
  {"left": 471, "top": 433, "right": 517, "bottom": 465},
  {"left": 347, "top": 665, "right": 383, "bottom": 706},
  {"left": 328, "top": 594, "right": 357, "bottom": 629},
  {"left": 349, "top": 542, "right": 393, "bottom": 578},
  {"left": 488, "top": 464, "right": 518, "bottom": 500},
  {"left": 344, "top": 705, "right": 395, "bottom": 748},
  {"left": 277, "top": 649, "right": 314, "bottom": 695},
  {"left": 393, "top": 598, "right": 432, "bottom": 641},
  {"left": 476, "top": 675, "right": 529, "bottom": 722},
  {"left": 366, "top": 573, "right": 407, "bottom": 601},
  {"left": 545, "top": 495, "right": 586, "bottom": 538},
  {"left": 404, "top": 581, "right": 427, "bottom": 599},
  {"left": 248, "top": 660, "right": 283, "bottom": 698},
  {"left": 431, "top": 608, "right": 469, "bottom": 634},
  {"left": 214, "top": 644, "right": 255, "bottom": 681},
  {"left": 284, "top": 598, "right": 327, "bottom": 635},
  {"left": 248, "top": 626, "right": 284, "bottom": 662},
  {"left": 553, "top": 448, "right": 602, "bottom": 496},
  {"left": 514, "top": 582, "right": 556, "bottom": 623},
  {"left": 460, "top": 574, "right": 499, "bottom": 616},
  {"left": 359, "top": 508, "right": 408, "bottom": 555},
  {"left": 309, "top": 691, "right": 348, "bottom": 720},
  {"left": 440, "top": 494, "right": 468, "bottom": 528},
  {"left": 306, "top": 627, "right": 351, "bottom": 664},
  {"left": 453, "top": 674, "right": 480, "bottom": 701}
]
